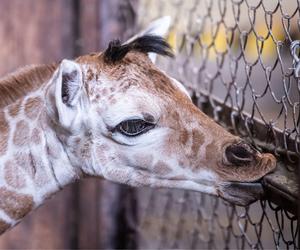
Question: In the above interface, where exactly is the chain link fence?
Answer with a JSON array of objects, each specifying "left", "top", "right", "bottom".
[{"left": 119, "top": 0, "right": 299, "bottom": 249}]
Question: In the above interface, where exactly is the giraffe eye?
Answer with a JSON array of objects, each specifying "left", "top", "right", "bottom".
[{"left": 116, "top": 119, "right": 155, "bottom": 136}]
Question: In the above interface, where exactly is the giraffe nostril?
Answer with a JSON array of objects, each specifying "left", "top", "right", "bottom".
[{"left": 225, "top": 142, "right": 255, "bottom": 166}]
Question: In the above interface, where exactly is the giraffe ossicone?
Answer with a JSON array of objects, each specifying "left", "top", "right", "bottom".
[{"left": 0, "top": 18, "right": 276, "bottom": 235}]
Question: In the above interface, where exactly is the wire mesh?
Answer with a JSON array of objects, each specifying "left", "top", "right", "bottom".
[
  {"left": 134, "top": 188, "right": 298, "bottom": 249},
  {"left": 137, "top": 0, "right": 300, "bottom": 162},
  {"left": 120, "top": 0, "right": 300, "bottom": 249}
]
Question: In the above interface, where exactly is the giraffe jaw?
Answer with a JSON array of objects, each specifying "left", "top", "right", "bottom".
[
  {"left": 218, "top": 181, "right": 264, "bottom": 206},
  {"left": 100, "top": 164, "right": 265, "bottom": 206},
  {"left": 131, "top": 168, "right": 265, "bottom": 206},
  {"left": 101, "top": 164, "right": 219, "bottom": 195},
  {"left": 128, "top": 172, "right": 264, "bottom": 206}
]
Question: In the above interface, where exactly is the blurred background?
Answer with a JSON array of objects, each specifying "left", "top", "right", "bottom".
[
  {"left": 0, "top": 0, "right": 137, "bottom": 248},
  {"left": 0, "top": 0, "right": 298, "bottom": 249}
]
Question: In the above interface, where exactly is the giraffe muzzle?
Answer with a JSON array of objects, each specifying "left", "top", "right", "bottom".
[{"left": 219, "top": 141, "right": 276, "bottom": 205}]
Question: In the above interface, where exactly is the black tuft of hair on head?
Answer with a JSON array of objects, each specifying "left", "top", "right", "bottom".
[{"left": 103, "top": 35, "right": 174, "bottom": 63}]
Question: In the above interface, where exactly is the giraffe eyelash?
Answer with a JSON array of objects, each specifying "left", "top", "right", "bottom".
[{"left": 115, "top": 119, "right": 156, "bottom": 137}]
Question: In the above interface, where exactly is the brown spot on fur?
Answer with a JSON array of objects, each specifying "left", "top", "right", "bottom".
[
  {"left": 191, "top": 129, "right": 205, "bottom": 156},
  {"left": 0, "top": 112, "right": 8, "bottom": 135},
  {"left": 153, "top": 161, "right": 172, "bottom": 175},
  {"left": 35, "top": 170, "right": 51, "bottom": 187},
  {"left": 0, "top": 219, "right": 10, "bottom": 234},
  {"left": 4, "top": 161, "right": 26, "bottom": 189},
  {"left": 0, "top": 112, "right": 9, "bottom": 155},
  {"left": 110, "top": 98, "right": 116, "bottom": 105},
  {"left": 119, "top": 82, "right": 131, "bottom": 93},
  {"left": 14, "top": 153, "right": 34, "bottom": 177},
  {"left": 133, "top": 154, "right": 153, "bottom": 168},
  {"left": 101, "top": 88, "right": 107, "bottom": 96},
  {"left": 0, "top": 137, "right": 8, "bottom": 156},
  {"left": 13, "top": 121, "right": 30, "bottom": 146},
  {"left": 0, "top": 187, "right": 34, "bottom": 220},
  {"left": 24, "top": 97, "right": 43, "bottom": 120},
  {"left": 8, "top": 100, "right": 21, "bottom": 117},
  {"left": 117, "top": 154, "right": 131, "bottom": 165},
  {"left": 179, "top": 129, "right": 189, "bottom": 145},
  {"left": 74, "top": 138, "right": 81, "bottom": 144},
  {"left": 171, "top": 111, "right": 180, "bottom": 121},
  {"left": 98, "top": 144, "right": 110, "bottom": 152},
  {"left": 205, "top": 141, "right": 218, "bottom": 163},
  {"left": 32, "top": 156, "right": 51, "bottom": 187},
  {"left": 79, "top": 139, "right": 92, "bottom": 158},
  {"left": 39, "top": 110, "right": 52, "bottom": 132},
  {"left": 109, "top": 65, "right": 127, "bottom": 81},
  {"left": 86, "top": 68, "right": 94, "bottom": 81},
  {"left": 95, "top": 145, "right": 109, "bottom": 165},
  {"left": 149, "top": 68, "right": 176, "bottom": 96},
  {"left": 31, "top": 128, "right": 42, "bottom": 145}
]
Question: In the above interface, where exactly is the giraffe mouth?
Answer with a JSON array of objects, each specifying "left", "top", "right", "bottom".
[
  {"left": 218, "top": 180, "right": 264, "bottom": 206},
  {"left": 217, "top": 152, "right": 276, "bottom": 206}
]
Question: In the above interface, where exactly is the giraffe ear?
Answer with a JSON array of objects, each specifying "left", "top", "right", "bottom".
[
  {"left": 57, "top": 59, "right": 82, "bottom": 107},
  {"left": 124, "top": 16, "right": 171, "bottom": 63},
  {"left": 54, "top": 59, "right": 84, "bottom": 129}
]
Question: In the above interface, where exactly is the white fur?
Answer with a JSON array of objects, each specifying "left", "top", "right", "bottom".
[
  {"left": 101, "top": 89, "right": 161, "bottom": 128},
  {"left": 0, "top": 210, "right": 15, "bottom": 225},
  {"left": 101, "top": 164, "right": 217, "bottom": 195},
  {"left": 54, "top": 60, "right": 85, "bottom": 131}
]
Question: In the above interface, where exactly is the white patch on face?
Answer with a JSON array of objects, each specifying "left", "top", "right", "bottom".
[
  {"left": 199, "top": 134, "right": 213, "bottom": 161},
  {"left": 101, "top": 163, "right": 218, "bottom": 195},
  {"left": 164, "top": 157, "right": 218, "bottom": 184},
  {"left": 100, "top": 90, "right": 161, "bottom": 128},
  {"left": 154, "top": 179, "right": 217, "bottom": 195}
]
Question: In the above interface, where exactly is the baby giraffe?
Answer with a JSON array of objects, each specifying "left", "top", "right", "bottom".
[{"left": 0, "top": 34, "right": 276, "bottom": 234}]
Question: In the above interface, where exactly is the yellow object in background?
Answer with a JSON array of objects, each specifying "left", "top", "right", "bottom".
[
  {"left": 167, "top": 28, "right": 177, "bottom": 53},
  {"left": 167, "top": 17, "right": 286, "bottom": 63}
]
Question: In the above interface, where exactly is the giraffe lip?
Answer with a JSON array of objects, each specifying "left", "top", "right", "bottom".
[{"left": 219, "top": 181, "right": 264, "bottom": 206}]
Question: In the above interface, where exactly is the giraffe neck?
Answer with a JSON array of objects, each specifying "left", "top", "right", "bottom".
[{"left": 0, "top": 83, "right": 82, "bottom": 233}]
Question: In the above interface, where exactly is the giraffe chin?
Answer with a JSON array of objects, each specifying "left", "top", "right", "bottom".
[{"left": 218, "top": 181, "right": 264, "bottom": 206}]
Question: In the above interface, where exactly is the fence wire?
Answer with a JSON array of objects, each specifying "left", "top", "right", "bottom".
[
  {"left": 120, "top": 0, "right": 300, "bottom": 249},
  {"left": 134, "top": 188, "right": 298, "bottom": 249}
]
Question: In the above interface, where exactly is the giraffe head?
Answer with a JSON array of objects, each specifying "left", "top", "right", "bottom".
[{"left": 46, "top": 35, "right": 276, "bottom": 206}]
